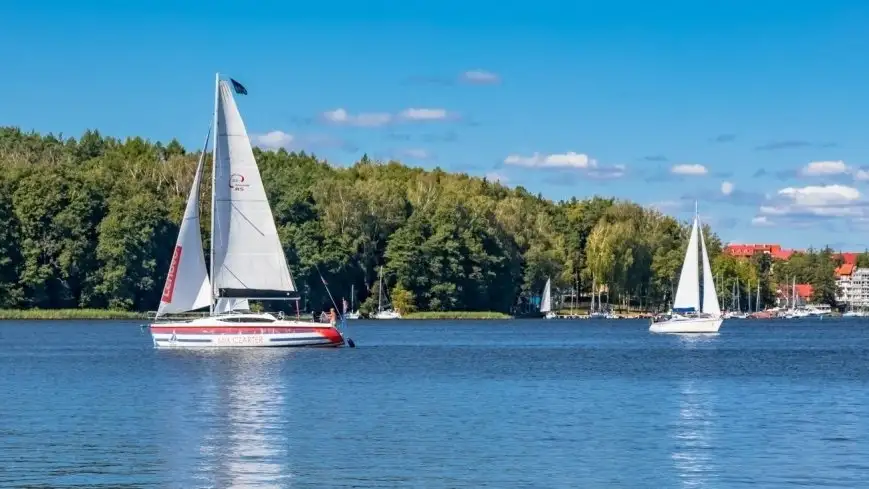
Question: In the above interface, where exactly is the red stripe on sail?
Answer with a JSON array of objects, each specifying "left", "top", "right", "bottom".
[{"left": 161, "top": 245, "right": 182, "bottom": 303}]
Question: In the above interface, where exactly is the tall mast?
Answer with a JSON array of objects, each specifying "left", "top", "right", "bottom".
[
  {"left": 736, "top": 276, "right": 740, "bottom": 312},
  {"left": 695, "top": 201, "right": 701, "bottom": 309},
  {"left": 748, "top": 281, "right": 752, "bottom": 312},
  {"left": 756, "top": 280, "right": 761, "bottom": 311},
  {"left": 209, "top": 72, "right": 220, "bottom": 315}
]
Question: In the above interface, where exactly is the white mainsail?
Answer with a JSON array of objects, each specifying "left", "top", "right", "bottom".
[
  {"left": 540, "top": 278, "right": 552, "bottom": 313},
  {"left": 672, "top": 216, "right": 700, "bottom": 311},
  {"left": 699, "top": 225, "right": 721, "bottom": 315},
  {"left": 156, "top": 129, "right": 212, "bottom": 317},
  {"left": 211, "top": 79, "right": 296, "bottom": 300}
]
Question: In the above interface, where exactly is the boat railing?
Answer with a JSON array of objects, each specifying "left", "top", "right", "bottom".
[{"left": 146, "top": 311, "right": 212, "bottom": 322}]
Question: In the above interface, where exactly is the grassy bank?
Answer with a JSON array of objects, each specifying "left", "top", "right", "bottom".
[
  {"left": 401, "top": 311, "right": 513, "bottom": 320},
  {"left": 0, "top": 309, "right": 147, "bottom": 320}
]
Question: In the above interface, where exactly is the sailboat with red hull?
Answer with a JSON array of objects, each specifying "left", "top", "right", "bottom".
[{"left": 148, "top": 74, "right": 347, "bottom": 348}]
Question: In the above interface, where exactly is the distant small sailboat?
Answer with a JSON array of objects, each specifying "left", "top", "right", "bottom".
[
  {"left": 540, "top": 277, "right": 556, "bottom": 319},
  {"left": 372, "top": 266, "right": 401, "bottom": 319},
  {"left": 588, "top": 274, "right": 607, "bottom": 319},
  {"left": 650, "top": 204, "right": 723, "bottom": 333},
  {"left": 345, "top": 284, "right": 360, "bottom": 319},
  {"left": 148, "top": 74, "right": 348, "bottom": 348}
]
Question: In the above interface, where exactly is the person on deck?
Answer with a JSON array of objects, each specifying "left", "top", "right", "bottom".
[{"left": 329, "top": 308, "right": 337, "bottom": 326}]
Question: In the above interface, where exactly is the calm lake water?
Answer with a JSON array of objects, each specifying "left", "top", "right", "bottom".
[{"left": 2, "top": 318, "right": 869, "bottom": 488}]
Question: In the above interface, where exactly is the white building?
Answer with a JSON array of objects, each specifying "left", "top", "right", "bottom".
[
  {"left": 836, "top": 264, "right": 854, "bottom": 305},
  {"left": 836, "top": 265, "right": 869, "bottom": 308},
  {"left": 849, "top": 268, "right": 869, "bottom": 308}
]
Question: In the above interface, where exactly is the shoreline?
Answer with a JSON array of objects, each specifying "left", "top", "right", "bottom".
[
  {"left": 0, "top": 309, "right": 148, "bottom": 320},
  {"left": 0, "top": 309, "right": 515, "bottom": 321},
  {"left": 2, "top": 309, "right": 841, "bottom": 321},
  {"left": 400, "top": 311, "right": 513, "bottom": 320}
]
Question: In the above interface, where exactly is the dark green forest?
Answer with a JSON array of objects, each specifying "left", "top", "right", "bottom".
[{"left": 0, "top": 127, "right": 844, "bottom": 314}]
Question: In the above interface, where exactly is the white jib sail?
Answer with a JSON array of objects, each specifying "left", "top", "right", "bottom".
[
  {"left": 699, "top": 224, "right": 721, "bottom": 316},
  {"left": 156, "top": 130, "right": 212, "bottom": 317},
  {"left": 215, "top": 298, "right": 251, "bottom": 314},
  {"left": 540, "top": 278, "right": 552, "bottom": 313},
  {"left": 672, "top": 216, "right": 700, "bottom": 311},
  {"left": 212, "top": 79, "right": 296, "bottom": 298}
]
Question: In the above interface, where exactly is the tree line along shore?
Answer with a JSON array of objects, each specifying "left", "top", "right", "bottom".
[
  {"left": 0, "top": 127, "right": 849, "bottom": 320},
  {"left": 0, "top": 309, "right": 515, "bottom": 320}
]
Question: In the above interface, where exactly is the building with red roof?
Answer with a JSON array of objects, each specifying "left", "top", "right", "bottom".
[
  {"left": 836, "top": 263, "right": 855, "bottom": 277},
  {"left": 836, "top": 263, "right": 857, "bottom": 304},
  {"left": 794, "top": 284, "right": 813, "bottom": 300},
  {"left": 725, "top": 244, "right": 861, "bottom": 263},
  {"left": 724, "top": 244, "right": 796, "bottom": 260},
  {"left": 834, "top": 253, "right": 858, "bottom": 266},
  {"left": 777, "top": 282, "right": 814, "bottom": 306}
]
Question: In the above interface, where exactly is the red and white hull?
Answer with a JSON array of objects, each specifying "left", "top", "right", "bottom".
[{"left": 149, "top": 314, "right": 346, "bottom": 348}]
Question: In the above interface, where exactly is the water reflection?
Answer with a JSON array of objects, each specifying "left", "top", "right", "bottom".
[
  {"left": 675, "top": 333, "right": 719, "bottom": 344},
  {"left": 191, "top": 366, "right": 221, "bottom": 488},
  {"left": 192, "top": 351, "right": 293, "bottom": 488},
  {"left": 671, "top": 379, "right": 718, "bottom": 487}
]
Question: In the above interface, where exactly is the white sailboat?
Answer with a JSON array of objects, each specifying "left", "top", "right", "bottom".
[
  {"left": 540, "top": 277, "right": 556, "bottom": 319},
  {"left": 148, "top": 74, "right": 347, "bottom": 348},
  {"left": 650, "top": 205, "right": 723, "bottom": 333},
  {"left": 373, "top": 266, "right": 401, "bottom": 319},
  {"left": 588, "top": 274, "right": 607, "bottom": 318},
  {"left": 345, "top": 284, "right": 360, "bottom": 319}
]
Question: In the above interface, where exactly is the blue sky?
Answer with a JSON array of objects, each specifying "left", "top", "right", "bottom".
[{"left": 2, "top": 0, "right": 868, "bottom": 249}]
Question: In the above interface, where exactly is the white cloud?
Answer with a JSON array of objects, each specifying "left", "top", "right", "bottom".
[
  {"left": 321, "top": 107, "right": 457, "bottom": 126},
  {"left": 323, "top": 108, "right": 392, "bottom": 127},
  {"left": 399, "top": 108, "right": 449, "bottom": 121},
  {"left": 796, "top": 160, "right": 869, "bottom": 183},
  {"left": 504, "top": 151, "right": 596, "bottom": 169},
  {"left": 461, "top": 69, "right": 500, "bottom": 84},
  {"left": 799, "top": 160, "right": 848, "bottom": 176},
  {"left": 751, "top": 216, "right": 774, "bottom": 227},
  {"left": 721, "top": 181, "right": 734, "bottom": 195},
  {"left": 671, "top": 164, "right": 708, "bottom": 176},
  {"left": 587, "top": 164, "right": 627, "bottom": 179},
  {"left": 485, "top": 171, "right": 508, "bottom": 183},
  {"left": 504, "top": 152, "right": 626, "bottom": 178},
  {"left": 251, "top": 130, "right": 294, "bottom": 150},
  {"left": 854, "top": 169, "right": 869, "bottom": 181},
  {"left": 402, "top": 148, "right": 430, "bottom": 159},
  {"left": 759, "top": 184, "right": 863, "bottom": 218},
  {"left": 779, "top": 184, "right": 859, "bottom": 207},
  {"left": 323, "top": 108, "right": 349, "bottom": 123}
]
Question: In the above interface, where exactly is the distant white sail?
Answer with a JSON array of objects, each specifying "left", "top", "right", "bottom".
[
  {"left": 540, "top": 278, "right": 552, "bottom": 313},
  {"left": 672, "top": 216, "right": 700, "bottom": 311},
  {"left": 212, "top": 80, "right": 296, "bottom": 299},
  {"left": 215, "top": 298, "right": 250, "bottom": 314},
  {"left": 699, "top": 225, "right": 721, "bottom": 316},
  {"left": 156, "top": 130, "right": 212, "bottom": 317}
]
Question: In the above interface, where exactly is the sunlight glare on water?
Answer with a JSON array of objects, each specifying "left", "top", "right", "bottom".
[{"left": 1, "top": 318, "right": 869, "bottom": 488}]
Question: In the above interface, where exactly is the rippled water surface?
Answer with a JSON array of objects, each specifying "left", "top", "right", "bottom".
[{"left": 2, "top": 318, "right": 869, "bottom": 488}]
